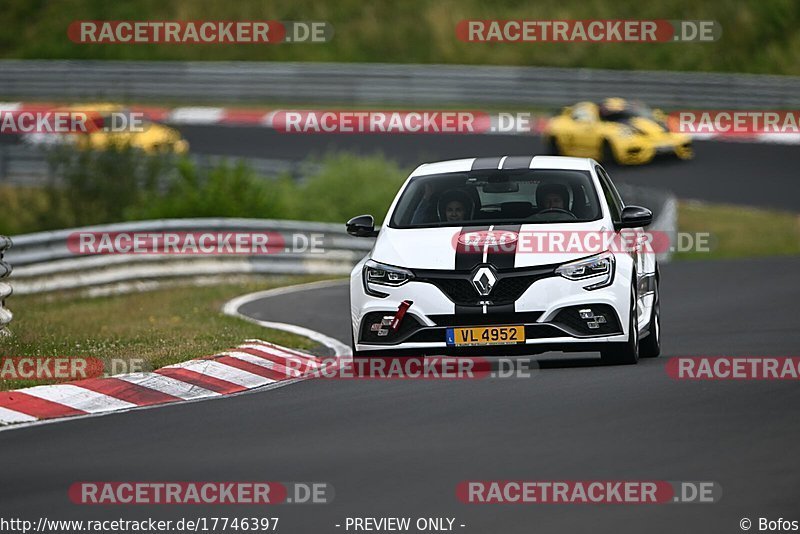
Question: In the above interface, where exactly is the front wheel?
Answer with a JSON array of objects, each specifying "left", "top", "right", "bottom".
[
  {"left": 639, "top": 278, "right": 661, "bottom": 358},
  {"left": 546, "top": 136, "right": 561, "bottom": 156},
  {"left": 350, "top": 330, "right": 363, "bottom": 357},
  {"left": 601, "top": 139, "right": 617, "bottom": 165},
  {"left": 600, "top": 285, "right": 639, "bottom": 365}
]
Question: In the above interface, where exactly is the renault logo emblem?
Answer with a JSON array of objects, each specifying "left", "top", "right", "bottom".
[{"left": 471, "top": 266, "right": 497, "bottom": 296}]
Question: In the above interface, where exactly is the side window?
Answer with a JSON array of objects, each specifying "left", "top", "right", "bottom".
[
  {"left": 595, "top": 166, "right": 623, "bottom": 222},
  {"left": 571, "top": 104, "right": 595, "bottom": 123}
]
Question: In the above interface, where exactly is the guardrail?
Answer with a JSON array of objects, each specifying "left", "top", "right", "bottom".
[
  {"left": 5, "top": 184, "right": 675, "bottom": 295},
  {"left": 5, "top": 218, "right": 373, "bottom": 294},
  {"left": 0, "top": 235, "right": 12, "bottom": 336},
  {"left": 1, "top": 60, "right": 799, "bottom": 109},
  {"left": 617, "top": 183, "right": 677, "bottom": 263}
]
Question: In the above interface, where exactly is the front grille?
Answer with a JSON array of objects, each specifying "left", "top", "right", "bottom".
[
  {"left": 416, "top": 267, "right": 556, "bottom": 306},
  {"left": 427, "top": 279, "right": 476, "bottom": 304},
  {"left": 552, "top": 304, "right": 622, "bottom": 336},
  {"left": 428, "top": 311, "right": 543, "bottom": 326}
]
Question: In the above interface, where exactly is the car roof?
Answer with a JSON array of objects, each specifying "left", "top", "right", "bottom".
[{"left": 409, "top": 156, "right": 595, "bottom": 177}]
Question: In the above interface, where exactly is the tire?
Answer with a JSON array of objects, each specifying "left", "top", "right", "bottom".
[
  {"left": 600, "top": 284, "right": 639, "bottom": 365},
  {"left": 547, "top": 136, "right": 561, "bottom": 156},
  {"left": 601, "top": 139, "right": 617, "bottom": 165},
  {"left": 350, "top": 330, "right": 363, "bottom": 357},
  {"left": 639, "top": 278, "right": 661, "bottom": 358}
]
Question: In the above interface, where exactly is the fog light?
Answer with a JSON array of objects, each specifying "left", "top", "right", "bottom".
[{"left": 581, "top": 309, "right": 606, "bottom": 329}]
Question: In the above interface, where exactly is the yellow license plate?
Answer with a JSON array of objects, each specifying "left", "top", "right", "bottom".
[{"left": 446, "top": 325, "right": 525, "bottom": 346}]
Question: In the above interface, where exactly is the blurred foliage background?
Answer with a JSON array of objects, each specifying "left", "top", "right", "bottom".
[
  {"left": 0, "top": 0, "right": 798, "bottom": 74},
  {"left": 2, "top": 148, "right": 798, "bottom": 261},
  {"left": 0, "top": 149, "right": 407, "bottom": 235}
]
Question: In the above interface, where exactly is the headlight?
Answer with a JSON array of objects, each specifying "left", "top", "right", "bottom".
[
  {"left": 363, "top": 260, "right": 414, "bottom": 296},
  {"left": 618, "top": 125, "right": 644, "bottom": 138},
  {"left": 555, "top": 252, "right": 615, "bottom": 290},
  {"left": 617, "top": 126, "right": 634, "bottom": 138}
]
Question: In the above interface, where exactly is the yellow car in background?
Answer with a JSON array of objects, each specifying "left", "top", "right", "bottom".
[
  {"left": 543, "top": 98, "right": 692, "bottom": 165},
  {"left": 23, "top": 103, "right": 189, "bottom": 154}
]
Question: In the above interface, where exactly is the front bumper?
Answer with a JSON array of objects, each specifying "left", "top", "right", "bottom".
[
  {"left": 350, "top": 261, "right": 633, "bottom": 355},
  {"left": 614, "top": 137, "right": 693, "bottom": 165}
]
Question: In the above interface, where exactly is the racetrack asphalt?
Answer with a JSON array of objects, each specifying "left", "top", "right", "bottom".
[
  {"left": 178, "top": 125, "right": 800, "bottom": 211},
  {"left": 0, "top": 127, "right": 797, "bottom": 533},
  {"left": 1, "top": 257, "right": 798, "bottom": 534}
]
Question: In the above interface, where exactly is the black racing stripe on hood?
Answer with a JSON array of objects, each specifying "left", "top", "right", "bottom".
[
  {"left": 485, "top": 224, "right": 521, "bottom": 270},
  {"left": 501, "top": 155, "right": 533, "bottom": 169},
  {"left": 455, "top": 225, "right": 490, "bottom": 271},
  {"left": 471, "top": 156, "right": 503, "bottom": 170}
]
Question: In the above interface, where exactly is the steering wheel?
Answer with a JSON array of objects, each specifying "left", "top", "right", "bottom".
[{"left": 537, "top": 208, "right": 578, "bottom": 220}]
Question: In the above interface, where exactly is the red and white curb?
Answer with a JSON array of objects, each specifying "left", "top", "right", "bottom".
[
  {"left": 2, "top": 101, "right": 796, "bottom": 143},
  {"left": 0, "top": 339, "right": 329, "bottom": 428}
]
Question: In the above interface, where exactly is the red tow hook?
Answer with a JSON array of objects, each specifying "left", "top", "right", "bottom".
[{"left": 390, "top": 300, "right": 413, "bottom": 331}]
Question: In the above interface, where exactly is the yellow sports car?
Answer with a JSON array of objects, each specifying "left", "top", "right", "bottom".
[
  {"left": 25, "top": 103, "right": 189, "bottom": 154},
  {"left": 543, "top": 98, "right": 692, "bottom": 165}
]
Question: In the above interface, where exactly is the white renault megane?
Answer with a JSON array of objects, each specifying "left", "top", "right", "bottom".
[{"left": 347, "top": 156, "right": 660, "bottom": 365}]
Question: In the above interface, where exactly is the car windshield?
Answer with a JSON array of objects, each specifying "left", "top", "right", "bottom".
[
  {"left": 599, "top": 108, "right": 639, "bottom": 123},
  {"left": 389, "top": 169, "right": 602, "bottom": 228}
]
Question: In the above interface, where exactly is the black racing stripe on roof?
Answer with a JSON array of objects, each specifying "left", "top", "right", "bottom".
[
  {"left": 470, "top": 157, "right": 503, "bottom": 170},
  {"left": 501, "top": 156, "right": 534, "bottom": 169}
]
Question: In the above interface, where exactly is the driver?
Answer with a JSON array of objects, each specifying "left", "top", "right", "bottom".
[
  {"left": 437, "top": 189, "right": 473, "bottom": 222},
  {"left": 536, "top": 183, "right": 570, "bottom": 212}
]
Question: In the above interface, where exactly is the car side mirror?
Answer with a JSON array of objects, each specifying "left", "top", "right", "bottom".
[
  {"left": 346, "top": 215, "right": 379, "bottom": 237},
  {"left": 616, "top": 205, "right": 653, "bottom": 229}
]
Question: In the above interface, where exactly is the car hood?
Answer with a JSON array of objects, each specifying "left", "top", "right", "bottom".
[
  {"left": 628, "top": 116, "right": 668, "bottom": 135},
  {"left": 371, "top": 221, "right": 611, "bottom": 270},
  {"left": 132, "top": 123, "right": 182, "bottom": 144},
  {"left": 625, "top": 117, "right": 690, "bottom": 142}
]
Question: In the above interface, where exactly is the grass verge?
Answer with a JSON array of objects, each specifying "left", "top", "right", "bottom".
[
  {"left": 676, "top": 201, "right": 800, "bottom": 260},
  {"left": 0, "top": 276, "right": 332, "bottom": 391}
]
